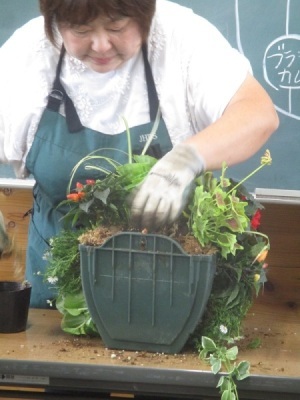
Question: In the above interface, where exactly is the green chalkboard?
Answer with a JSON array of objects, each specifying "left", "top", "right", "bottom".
[
  {"left": 0, "top": 0, "right": 299, "bottom": 192},
  {"left": 0, "top": 1, "right": 40, "bottom": 45},
  {"left": 172, "top": 0, "right": 300, "bottom": 192}
]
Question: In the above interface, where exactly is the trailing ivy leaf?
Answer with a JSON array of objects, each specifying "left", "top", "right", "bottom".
[
  {"left": 221, "top": 390, "right": 235, "bottom": 400},
  {"left": 236, "top": 361, "right": 250, "bottom": 380},
  {"left": 226, "top": 346, "right": 238, "bottom": 361},
  {"left": 211, "top": 358, "right": 222, "bottom": 374},
  {"left": 201, "top": 336, "right": 217, "bottom": 352},
  {"left": 217, "top": 376, "right": 225, "bottom": 389}
]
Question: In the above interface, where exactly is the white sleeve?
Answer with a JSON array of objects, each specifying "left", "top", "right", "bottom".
[
  {"left": 184, "top": 14, "right": 252, "bottom": 130},
  {"left": 0, "top": 17, "right": 57, "bottom": 172},
  {"left": 149, "top": 1, "right": 252, "bottom": 143}
]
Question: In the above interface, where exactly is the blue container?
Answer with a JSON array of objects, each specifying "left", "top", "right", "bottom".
[{"left": 80, "top": 232, "right": 216, "bottom": 354}]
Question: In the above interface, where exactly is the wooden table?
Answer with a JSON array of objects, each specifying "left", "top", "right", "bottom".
[
  {"left": 1, "top": 190, "right": 300, "bottom": 398},
  {"left": 0, "top": 297, "right": 299, "bottom": 399}
]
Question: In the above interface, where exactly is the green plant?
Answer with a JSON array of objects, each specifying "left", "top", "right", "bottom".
[
  {"left": 59, "top": 154, "right": 156, "bottom": 229},
  {"left": 186, "top": 151, "right": 271, "bottom": 259},
  {"left": 44, "top": 148, "right": 272, "bottom": 400},
  {"left": 44, "top": 153, "right": 157, "bottom": 335},
  {"left": 199, "top": 336, "right": 250, "bottom": 400},
  {"left": 43, "top": 142, "right": 273, "bottom": 400}
]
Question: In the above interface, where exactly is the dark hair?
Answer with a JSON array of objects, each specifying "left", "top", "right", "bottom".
[{"left": 39, "top": 0, "right": 156, "bottom": 45}]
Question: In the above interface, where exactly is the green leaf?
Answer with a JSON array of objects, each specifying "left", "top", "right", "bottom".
[
  {"left": 226, "top": 285, "right": 240, "bottom": 307},
  {"left": 199, "top": 348, "right": 208, "bottom": 360},
  {"left": 79, "top": 198, "right": 94, "bottom": 213},
  {"left": 56, "top": 292, "right": 90, "bottom": 316},
  {"left": 61, "top": 311, "right": 98, "bottom": 335},
  {"left": 215, "top": 189, "right": 227, "bottom": 208},
  {"left": 211, "top": 358, "right": 222, "bottom": 374},
  {"left": 218, "top": 376, "right": 231, "bottom": 392},
  {"left": 226, "top": 346, "right": 238, "bottom": 361},
  {"left": 217, "top": 232, "right": 238, "bottom": 258},
  {"left": 221, "top": 389, "right": 235, "bottom": 400},
  {"left": 94, "top": 188, "right": 110, "bottom": 204},
  {"left": 220, "top": 177, "right": 231, "bottom": 188},
  {"left": 201, "top": 336, "right": 217, "bottom": 352},
  {"left": 217, "top": 376, "right": 225, "bottom": 388},
  {"left": 236, "top": 361, "right": 250, "bottom": 380},
  {"left": 56, "top": 292, "right": 99, "bottom": 336}
]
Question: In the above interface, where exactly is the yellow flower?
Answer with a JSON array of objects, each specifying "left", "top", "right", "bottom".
[
  {"left": 254, "top": 274, "right": 260, "bottom": 282},
  {"left": 261, "top": 149, "right": 272, "bottom": 166}
]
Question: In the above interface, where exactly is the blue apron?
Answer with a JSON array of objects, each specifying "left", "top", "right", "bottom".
[{"left": 25, "top": 45, "right": 173, "bottom": 308}]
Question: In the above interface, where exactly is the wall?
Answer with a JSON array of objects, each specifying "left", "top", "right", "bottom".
[{"left": 0, "top": 189, "right": 32, "bottom": 282}]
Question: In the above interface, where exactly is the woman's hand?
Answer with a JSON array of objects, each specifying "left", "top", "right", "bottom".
[{"left": 130, "top": 143, "right": 205, "bottom": 230}]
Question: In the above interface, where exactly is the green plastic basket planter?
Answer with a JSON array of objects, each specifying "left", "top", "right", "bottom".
[{"left": 80, "top": 232, "right": 216, "bottom": 354}]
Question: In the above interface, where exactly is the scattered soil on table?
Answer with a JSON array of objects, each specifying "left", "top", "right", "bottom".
[
  {"left": 2, "top": 302, "right": 299, "bottom": 377},
  {"left": 3, "top": 320, "right": 295, "bottom": 376}
]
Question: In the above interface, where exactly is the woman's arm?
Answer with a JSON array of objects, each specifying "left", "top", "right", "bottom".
[
  {"left": 185, "top": 73, "right": 279, "bottom": 169},
  {"left": 130, "top": 73, "right": 279, "bottom": 229}
]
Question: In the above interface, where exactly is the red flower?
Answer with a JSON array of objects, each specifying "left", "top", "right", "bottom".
[
  {"left": 251, "top": 209, "right": 262, "bottom": 230},
  {"left": 86, "top": 179, "right": 96, "bottom": 185}
]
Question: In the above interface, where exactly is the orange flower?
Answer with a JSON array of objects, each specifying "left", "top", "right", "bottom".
[
  {"left": 67, "top": 192, "right": 86, "bottom": 202},
  {"left": 67, "top": 193, "right": 81, "bottom": 202},
  {"left": 77, "top": 192, "right": 85, "bottom": 200},
  {"left": 86, "top": 179, "right": 96, "bottom": 185},
  {"left": 256, "top": 249, "right": 268, "bottom": 263}
]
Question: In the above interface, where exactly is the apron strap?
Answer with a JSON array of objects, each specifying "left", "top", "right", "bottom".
[
  {"left": 46, "top": 44, "right": 159, "bottom": 133},
  {"left": 142, "top": 45, "right": 159, "bottom": 122},
  {"left": 46, "top": 46, "right": 84, "bottom": 133}
]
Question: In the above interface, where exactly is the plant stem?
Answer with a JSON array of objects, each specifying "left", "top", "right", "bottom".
[
  {"left": 243, "top": 230, "right": 270, "bottom": 246},
  {"left": 227, "top": 164, "right": 266, "bottom": 197},
  {"left": 121, "top": 116, "right": 132, "bottom": 164}
]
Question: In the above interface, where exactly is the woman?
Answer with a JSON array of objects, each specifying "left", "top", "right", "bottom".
[{"left": 0, "top": 0, "right": 279, "bottom": 308}]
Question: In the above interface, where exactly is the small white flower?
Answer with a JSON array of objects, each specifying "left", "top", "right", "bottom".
[
  {"left": 220, "top": 324, "right": 228, "bottom": 335},
  {"left": 47, "top": 276, "right": 58, "bottom": 284},
  {"left": 43, "top": 251, "right": 51, "bottom": 261},
  {"left": 46, "top": 299, "right": 54, "bottom": 307}
]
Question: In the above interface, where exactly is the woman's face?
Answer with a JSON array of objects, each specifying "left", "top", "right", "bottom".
[{"left": 59, "top": 16, "right": 143, "bottom": 73}]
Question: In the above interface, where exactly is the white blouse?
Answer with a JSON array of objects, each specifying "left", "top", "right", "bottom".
[{"left": 0, "top": 0, "right": 251, "bottom": 178}]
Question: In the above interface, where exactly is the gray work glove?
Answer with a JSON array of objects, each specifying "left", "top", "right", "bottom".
[{"left": 130, "top": 143, "right": 205, "bottom": 230}]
